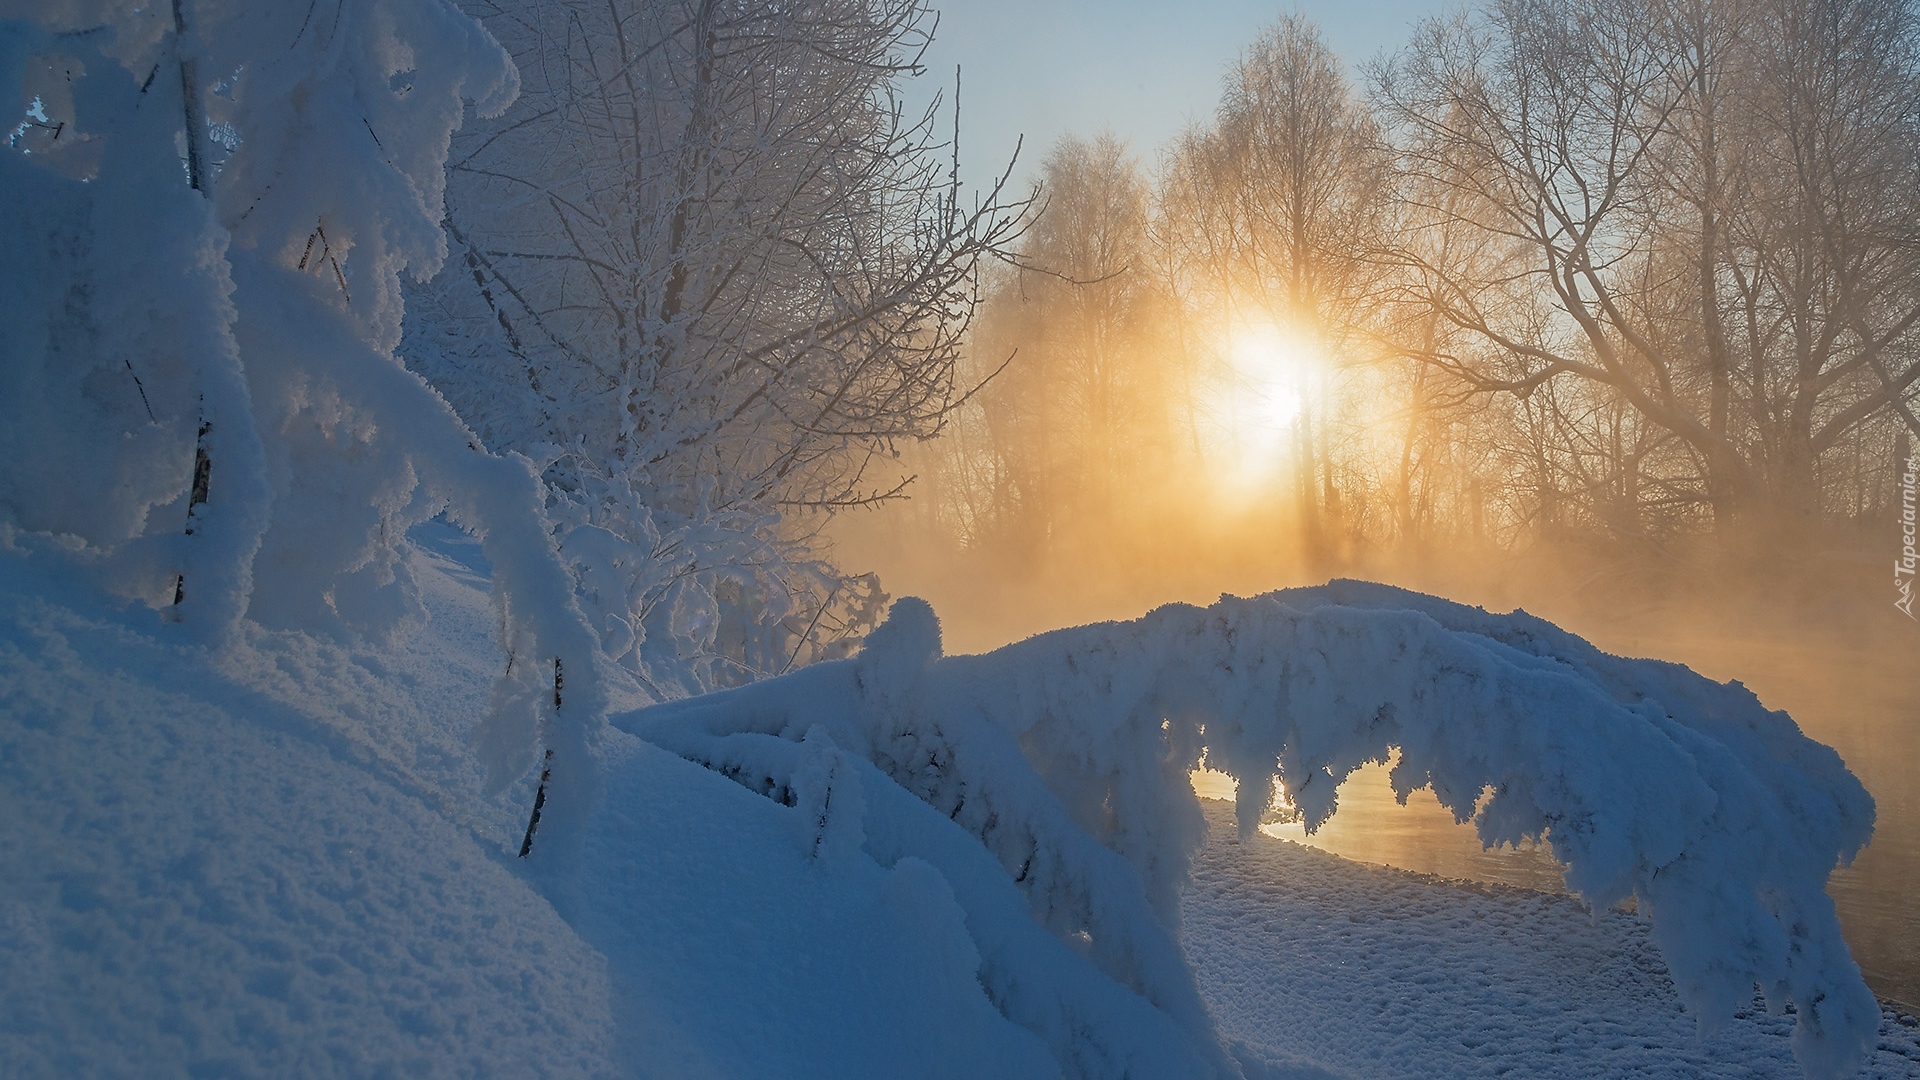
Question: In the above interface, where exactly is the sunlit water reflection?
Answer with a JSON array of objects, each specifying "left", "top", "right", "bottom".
[
  {"left": 1192, "top": 763, "right": 1571, "bottom": 897},
  {"left": 1191, "top": 634, "right": 1920, "bottom": 1007}
]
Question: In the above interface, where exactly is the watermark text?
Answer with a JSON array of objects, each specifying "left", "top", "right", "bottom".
[{"left": 1898, "top": 455, "right": 1917, "bottom": 619}]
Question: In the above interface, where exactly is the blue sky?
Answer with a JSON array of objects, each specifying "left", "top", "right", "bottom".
[{"left": 910, "top": 1, "right": 1453, "bottom": 189}]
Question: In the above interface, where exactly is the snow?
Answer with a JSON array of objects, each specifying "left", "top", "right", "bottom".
[
  {"left": 0, "top": 13, "right": 269, "bottom": 634},
  {"left": 2, "top": 0, "right": 613, "bottom": 874},
  {"left": 1, "top": 519, "right": 1910, "bottom": 1078},
  {"left": 0, "top": 7, "right": 1899, "bottom": 1072},
  {"left": 0, "top": 528, "right": 1051, "bottom": 1078},
  {"left": 575, "top": 737, "right": 1057, "bottom": 1080},
  {"left": 626, "top": 580, "right": 1883, "bottom": 1077},
  {"left": 0, "top": 528, "right": 618, "bottom": 1078},
  {"left": 1185, "top": 800, "right": 1920, "bottom": 1079}
]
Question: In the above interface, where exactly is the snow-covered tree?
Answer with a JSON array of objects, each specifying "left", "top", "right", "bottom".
[
  {"left": 1, "top": 0, "right": 605, "bottom": 860},
  {"left": 1, "top": 2, "right": 270, "bottom": 632},
  {"left": 628, "top": 582, "right": 1879, "bottom": 1080},
  {"left": 406, "top": 0, "right": 1032, "bottom": 693}
]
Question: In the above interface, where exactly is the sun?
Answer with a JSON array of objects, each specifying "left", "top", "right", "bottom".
[
  {"left": 1231, "top": 325, "right": 1310, "bottom": 429},
  {"left": 1207, "top": 322, "right": 1320, "bottom": 486}
]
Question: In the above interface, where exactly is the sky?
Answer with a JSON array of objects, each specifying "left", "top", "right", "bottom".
[{"left": 910, "top": 1, "right": 1454, "bottom": 191}]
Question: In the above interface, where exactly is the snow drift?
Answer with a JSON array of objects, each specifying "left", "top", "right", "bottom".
[
  {"left": 0, "top": 519, "right": 1882, "bottom": 1078},
  {"left": 0, "top": 2, "right": 1885, "bottom": 1076},
  {"left": 0, "top": 526, "right": 1067, "bottom": 1080},
  {"left": 626, "top": 582, "right": 1880, "bottom": 1079}
]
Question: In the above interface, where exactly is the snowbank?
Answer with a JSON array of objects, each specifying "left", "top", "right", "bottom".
[
  {"left": 1186, "top": 800, "right": 1920, "bottom": 1079},
  {"left": 0, "top": 527, "right": 1056, "bottom": 1079},
  {"left": 0, "top": 532, "right": 616, "bottom": 1077},
  {"left": 0, "top": 512, "right": 1885, "bottom": 1078},
  {"left": 627, "top": 582, "right": 1880, "bottom": 1078}
]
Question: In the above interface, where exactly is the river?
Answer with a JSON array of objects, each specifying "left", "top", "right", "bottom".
[{"left": 1193, "top": 629, "right": 1920, "bottom": 1007}]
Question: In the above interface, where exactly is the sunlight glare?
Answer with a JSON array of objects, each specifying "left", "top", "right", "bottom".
[{"left": 1209, "top": 322, "right": 1319, "bottom": 488}]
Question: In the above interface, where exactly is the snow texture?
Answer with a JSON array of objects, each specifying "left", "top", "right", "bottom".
[
  {"left": 627, "top": 582, "right": 1880, "bottom": 1079},
  {"left": 0, "top": 523, "right": 1071, "bottom": 1079},
  {"left": 1, "top": 1, "right": 604, "bottom": 847},
  {"left": 0, "top": 527, "right": 621, "bottom": 1078},
  {"left": 1186, "top": 800, "right": 1920, "bottom": 1079},
  {"left": 0, "top": 520, "right": 1897, "bottom": 1079}
]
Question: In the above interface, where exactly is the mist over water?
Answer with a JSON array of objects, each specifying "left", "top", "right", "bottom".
[
  {"left": 1264, "top": 635, "right": 1920, "bottom": 1008},
  {"left": 812, "top": 0, "right": 1920, "bottom": 1017},
  {"left": 831, "top": 509, "right": 1920, "bottom": 1007},
  {"left": 1627, "top": 633, "right": 1919, "bottom": 1008}
]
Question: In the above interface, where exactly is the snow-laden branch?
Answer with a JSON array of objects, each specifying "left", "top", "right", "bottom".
[
  {"left": 2, "top": 0, "right": 605, "bottom": 852},
  {"left": 623, "top": 582, "right": 1878, "bottom": 1080}
]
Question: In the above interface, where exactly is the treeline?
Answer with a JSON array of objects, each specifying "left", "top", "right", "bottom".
[{"left": 914, "top": 0, "right": 1920, "bottom": 589}]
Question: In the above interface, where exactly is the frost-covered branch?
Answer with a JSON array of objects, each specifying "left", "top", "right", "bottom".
[
  {"left": 408, "top": 0, "right": 1036, "bottom": 693},
  {"left": 624, "top": 582, "right": 1878, "bottom": 1080},
  {"left": 1, "top": 0, "right": 609, "bottom": 853}
]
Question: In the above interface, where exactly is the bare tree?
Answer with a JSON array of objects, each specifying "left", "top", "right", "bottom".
[
  {"left": 408, "top": 0, "right": 1031, "bottom": 686},
  {"left": 1373, "top": 0, "right": 1920, "bottom": 539},
  {"left": 1733, "top": 0, "right": 1920, "bottom": 519},
  {"left": 1159, "top": 15, "right": 1390, "bottom": 559},
  {"left": 959, "top": 134, "right": 1173, "bottom": 558}
]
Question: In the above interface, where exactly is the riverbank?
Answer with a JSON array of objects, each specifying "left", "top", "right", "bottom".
[
  {"left": 1187, "top": 800, "right": 1920, "bottom": 1078},
  {"left": 3, "top": 526, "right": 1904, "bottom": 1077}
]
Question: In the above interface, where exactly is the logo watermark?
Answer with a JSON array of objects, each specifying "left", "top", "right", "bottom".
[{"left": 1899, "top": 454, "right": 1917, "bottom": 619}]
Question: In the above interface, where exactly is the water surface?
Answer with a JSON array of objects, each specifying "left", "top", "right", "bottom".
[{"left": 1196, "top": 633, "right": 1920, "bottom": 1007}]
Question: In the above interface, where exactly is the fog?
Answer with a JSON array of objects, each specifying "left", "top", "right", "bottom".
[
  {"left": 9, "top": 0, "right": 1914, "bottom": 1073},
  {"left": 828, "top": 491, "right": 1920, "bottom": 1005},
  {"left": 816, "top": 2, "right": 1920, "bottom": 1007}
]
